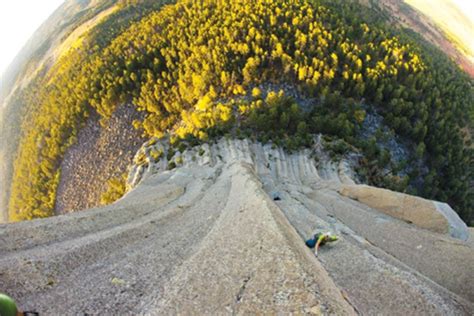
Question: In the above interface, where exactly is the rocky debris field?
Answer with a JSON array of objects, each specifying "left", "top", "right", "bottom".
[
  {"left": 55, "top": 104, "right": 145, "bottom": 214},
  {"left": 0, "top": 138, "right": 472, "bottom": 314}
]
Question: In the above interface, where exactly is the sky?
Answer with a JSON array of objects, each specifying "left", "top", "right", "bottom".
[
  {"left": 0, "top": 0, "right": 64, "bottom": 77},
  {"left": 0, "top": 0, "right": 472, "bottom": 78},
  {"left": 451, "top": 0, "right": 474, "bottom": 21}
]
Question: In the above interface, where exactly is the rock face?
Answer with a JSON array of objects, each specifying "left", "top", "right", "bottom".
[
  {"left": 0, "top": 138, "right": 472, "bottom": 314},
  {"left": 339, "top": 184, "right": 469, "bottom": 241}
]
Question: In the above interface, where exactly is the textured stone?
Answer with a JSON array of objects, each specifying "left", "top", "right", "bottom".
[
  {"left": 339, "top": 184, "right": 469, "bottom": 240},
  {"left": 0, "top": 138, "right": 472, "bottom": 314}
]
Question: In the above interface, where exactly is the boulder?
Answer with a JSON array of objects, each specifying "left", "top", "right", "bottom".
[{"left": 339, "top": 184, "right": 469, "bottom": 241}]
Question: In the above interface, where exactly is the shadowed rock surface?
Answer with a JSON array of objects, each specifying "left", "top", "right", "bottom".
[{"left": 0, "top": 138, "right": 472, "bottom": 314}]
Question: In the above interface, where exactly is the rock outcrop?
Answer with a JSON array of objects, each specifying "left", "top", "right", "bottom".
[
  {"left": 339, "top": 184, "right": 469, "bottom": 241},
  {"left": 0, "top": 138, "right": 472, "bottom": 314}
]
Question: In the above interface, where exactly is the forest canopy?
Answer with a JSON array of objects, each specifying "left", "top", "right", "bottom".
[{"left": 8, "top": 0, "right": 473, "bottom": 224}]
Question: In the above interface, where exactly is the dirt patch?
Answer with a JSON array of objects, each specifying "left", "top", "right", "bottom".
[{"left": 55, "top": 104, "right": 145, "bottom": 214}]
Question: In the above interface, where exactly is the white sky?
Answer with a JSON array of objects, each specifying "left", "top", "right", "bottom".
[
  {"left": 0, "top": 0, "right": 472, "bottom": 79},
  {"left": 0, "top": 0, "right": 64, "bottom": 77},
  {"left": 452, "top": 0, "right": 474, "bottom": 21}
]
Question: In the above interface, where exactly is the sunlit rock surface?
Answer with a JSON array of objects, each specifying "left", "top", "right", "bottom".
[{"left": 0, "top": 138, "right": 472, "bottom": 314}]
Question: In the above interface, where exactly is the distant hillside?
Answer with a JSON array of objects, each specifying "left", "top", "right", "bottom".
[
  {"left": 2, "top": 0, "right": 473, "bottom": 225},
  {"left": 406, "top": 0, "right": 473, "bottom": 63},
  {"left": 0, "top": 0, "right": 117, "bottom": 222},
  {"left": 0, "top": 0, "right": 168, "bottom": 221},
  {"left": 366, "top": 0, "right": 474, "bottom": 77},
  {"left": 0, "top": 0, "right": 116, "bottom": 104},
  {"left": 0, "top": 1, "right": 472, "bottom": 313},
  {"left": 2, "top": 0, "right": 85, "bottom": 220}
]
